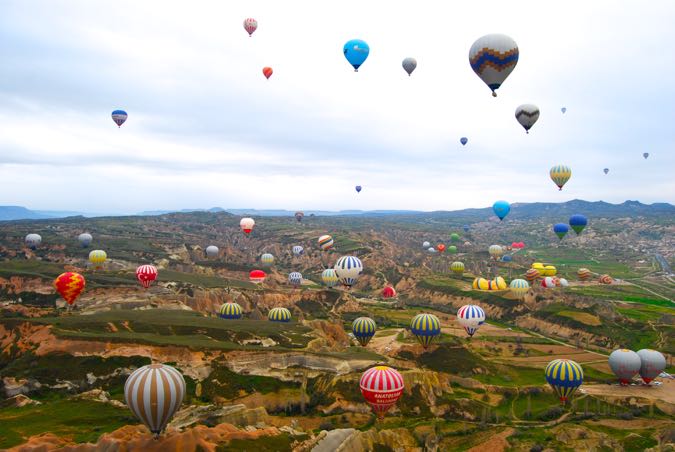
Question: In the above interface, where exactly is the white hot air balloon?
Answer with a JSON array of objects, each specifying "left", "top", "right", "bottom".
[
  {"left": 334, "top": 256, "right": 363, "bottom": 287},
  {"left": 515, "top": 104, "right": 540, "bottom": 134},
  {"left": 25, "top": 233, "right": 42, "bottom": 250},
  {"left": 205, "top": 245, "right": 219, "bottom": 258},
  {"left": 78, "top": 233, "right": 93, "bottom": 248},
  {"left": 469, "top": 34, "right": 519, "bottom": 97},
  {"left": 402, "top": 57, "right": 417, "bottom": 76}
]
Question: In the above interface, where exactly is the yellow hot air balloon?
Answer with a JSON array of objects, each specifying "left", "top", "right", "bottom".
[
  {"left": 550, "top": 164, "right": 572, "bottom": 190},
  {"left": 88, "top": 249, "right": 107, "bottom": 270},
  {"left": 494, "top": 276, "right": 508, "bottom": 290},
  {"left": 509, "top": 279, "right": 530, "bottom": 298},
  {"left": 450, "top": 261, "right": 465, "bottom": 275},
  {"left": 543, "top": 265, "right": 557, "bottom": 276}
]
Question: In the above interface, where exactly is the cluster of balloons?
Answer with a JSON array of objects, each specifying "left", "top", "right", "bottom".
[
  {"left": 531, "top": 262, "right": 557, "bottom": 276},
  {"left": 608, "top": 349, "right": 667, "bottom": 385},
  {"left": 472, "top": 276, "right": 508, "bottom": 291}
]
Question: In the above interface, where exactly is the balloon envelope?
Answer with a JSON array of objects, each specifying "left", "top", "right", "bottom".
[
  {"left": 608, "top": 349, "right": 641, "bottom": 385},
  {"left": 603, "top": 168, "right": 609, "bottom": 175},
  {"left": 78, "top": 233, "right": 92, "bottom": 247},
  {"left": 561, "top": 107, "right": 567, "bottom": 114},
  {"left": 493, "top": 200, "right": 510, "bottom": 221},
  {"left": 343, "top": 39, "right": 370, "bottom": 71},
  {"left": 262, "top": 67, "right": 273, "bottom": 79},
  {"left": 550, "top": 164, "right": 572, "bottom": 190},
  {"left": 515, "top": 104, "right": 540, "bottom": 133},
  {"left": 469, "top": 34, "right": 519, "bottom": 96},
  {"left": 352, "top": 317, "right": 376, "bottom": 346},
  {"left": 643, "top": 152, "right": 649, "bottom": 159},
  {"left": 460, "top": 137, "right": 468, "bottom": 146},
  {"left": 402, "top": 57, "right": 417, "bottom": 76},
  {"left": 111, "top": 110, "right": 127, "bottom": 127},
  {"left": 136, "top": 265, "right": 158, "bottom": 289},
  {"left": 54, "top": 272, "right": 85, "bottom": 305},
  {"left": 553, "top": 223, "right": 569, "bottom": 240},
  {"left": 243, "top": 18, "right": 258, "bottom": 36},
  {"left": 355, "top": 185, "right": 362, "bottom": 193},
  {"left": 360, "top": 366, "right": 404, "bottom": 417},
  {"left": 545, "top": 359, "right": 583, "bottom": 403},
  {"left": 569, "top": 214, "right": 588, "bottom": 235}
]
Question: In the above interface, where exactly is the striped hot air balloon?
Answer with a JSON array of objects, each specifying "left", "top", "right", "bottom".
[
  {"left": 550, "top": 164, "right": 572, "bottom": 190},
  {"left": 352, "top": 317, "right": 376, "bottom": 346},
  {"left": 457, "top": 305, "right": 485, "bottom": 337},
  {"left": 54, "top": 272, "right": 86, "bottom": 305},
  {"left": 124, "top": 364, "right": 186, "bottom": 437},
  {"left": 359, "top": 366, "right": 404, "bottom": 417},
  {"left": 88, "top": 249, "right": 107, "bottom": 269},
  {"left": 598, "top": 274, "right": 614, "bottom": 285},
  {"left": 136, "top": 265, "right": 158, "bottom": 289},
  {"left": 243, "top": 18, "right": 258, "bottom": 36},
  {"left": 469, "top": 34, "right": 519, "bottom": 97},
  {"left": 218, "top": 302, "right": 243, "bottom": 319},
  {"left": 111, "top": 110, "right": 128, "bottom": 127},
  {"left": 288, "top": 271, "right": 303, "bottom": 286},
  {"left": 577, "top": 268, "right": 592, "bottom": 281},
  {"left": 321, "top": 268, "right": 339, "bottom": 287},
  {"left": 260, "top": 253, "right": 274, "bottom": 266},
  {"left": 334, "top": 256, "right": 363, "bottom": 287},
  {"left": 525, "top": 268, "right": 540, "bottom": 282},
  {"left": 268, "top": 307, "right": 291, "bottom": 322},
  {"left": 545, "top": 359, "right": 583, "bottom": 403},
  {"left": 541, "top": 277, "right": 557, "bottom": 288},
  {"left": 382, "top": 286, "right": 396, "bottom": 298},
  {"left": 450, "top": 261, "right": 465, "bottom": 275},
  {"left": 318, "top": 234, "right": 334, "bottom": 251},
  {"left": 410, "top": 313, "right": 441, "bottom": 348},
  {"left": 515, "top": 104, "right": 540, "bottom": 133},
  {"left": 489, "top": 245, "right": 504, "bottom": 259},
  {"left": 292, "top": 245, "right": 304, "bottom": 257},
  {"left": 509, "top": 279, "right": 530, "bottom": 298},
  {"left": 249, "top": 269, "right": 266, "bottom": 284}
]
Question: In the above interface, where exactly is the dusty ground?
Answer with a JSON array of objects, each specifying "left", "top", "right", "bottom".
[
  {"left": 582, "top": 378, "right": 675, "bottom": 405},
  {"left": 466, "top": 427, "right": 514, "bottom": 452}
]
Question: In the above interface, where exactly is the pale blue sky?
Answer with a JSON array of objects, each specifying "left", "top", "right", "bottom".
[{"left": 1, "top": 0, "right": 673, "bottom": 213}]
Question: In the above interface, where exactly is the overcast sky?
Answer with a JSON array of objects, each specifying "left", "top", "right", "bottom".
[{"left": 1, "top": 0, "right": 674, "bottom": 214}]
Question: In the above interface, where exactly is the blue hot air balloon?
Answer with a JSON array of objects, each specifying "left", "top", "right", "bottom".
[
  {"left": 463, "top": 225, "right": 470, "bottom": 233},
  {"left": 343, "top": 39, "right": 370, "bottom": 72},
  {"left": 493, "top": 200, "right": 510, "bottom": 221},
  {"left": 111, "top": 110, "right": 128, "bottom": 127},
  {"left": 501, "top": 255, "right": 513, "bottom": 262},
  {"left": 553, "top": 223, "right": 569, "bottom": 240},
  {"left": 460, "top": 137, "right": 468, "bottom": 146},
  {"left": 569, "top": 214, "right": 588, "bottom": 235},
  {"left": 355, "top": 185, "right": 362, "bottom": 193}
]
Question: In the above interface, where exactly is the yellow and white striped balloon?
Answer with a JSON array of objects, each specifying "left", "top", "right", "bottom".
[{"left": 550, "top": 164, "right": 572, "bottom": 190}]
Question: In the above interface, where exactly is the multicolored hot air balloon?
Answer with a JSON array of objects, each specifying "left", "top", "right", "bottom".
[
  {"left": 577, "top": 268, "right": 591, "bottom": 281},
  {"left": 125, "top": 364, "right": 185, "bottom": 438},
  {"left": 262, "top": 67, "right": 273, "bottom": 79},
  {"left": 344, "top": 39, "right": 370, "bottom": 72},
  {"left": 608, "top": 349, "right": 641, "bottom": 385},
  {"left": 402, "top": 57, "right": 417, "bottom": 76},
  {"left": 219, "top": 302, "right": 243, "bottom": 319},
  {"left": 334, "top": 256, "right": 363, "bottom": 287},
  {"left": 111, "top": 110, "right": 127, "bottom": 127},
  {"left": 249, "top": 269, "right": 266, "bottom": 284},
  {"left": 545, "top": 359, "right": 583, "bottom": 404},
  {"left": 515, "top": 104, "right": 540, "bottom": 133},
  {"left": 240, "top": 218, "right": 255, "bottom": 235},
  {"left": 78, "top": 233, "right": 92, "bottom": 248},
  {"left": 410, "top": 313, "right": 441, "bottom": 348},
  {"left": 509, "top": 279, "right": 530, "bottom": 298},
  {"left": 88, "top": 250, "right": 107, "bottom": 269},
  {"left": 460, "top": 137, "right": 468, "bottom": 146},
  {"left": 355, "top": 185, "right": 362, "bottom": 193},
  {"left": 450, "top": 261, "right": 465, "bottom": 275},
  {"left": 243, "top": 18, "right": 258, "bottom": 36},
  {"left": 457, "top": 305, "right": 485, "bottom": 337},
  {"left": 25, "top": 233, "right": 42, "bottom": 250},
  {"left": 292, "top": 245, "right": 304, "bottom": 256},
  {"left": 136, "top": 265, "right": 158, "bottom": 289},
  {"left": 268, "top": 307, "right": 291, "bottom": 322},
  {"left": 321, "top": 268, "right": 339, "bottom": 287},
  {"left": 294, "top": 211, "right": 304, "bottom": 222},
  {"left": 382, "top": 286, "right": 396, "bottom": 298},
  {"left": 569, "top": 214, "right": 587, "bottom": 235},
  {"left": 493, "top": 200, "right": 510, "bottom": 221},
  {"left": 360, "top": 366, "right": 404, "bottom": 417},
  {"left": 553, "top": 223, "right": 569, "bottom": 240},
  {"left": 637, "top": 349, "right": 666, "bottom": 384},
  {"left": 489, "top": 245, "right": 504, "bottom": 259},
  {"left": 261, "top": 253, "right": 274, "bottom": 266},
  {"left": 205, "top": 245, "right": 219, "bottom": 258},
  {"left": 318, "top": 234, "right": 334, "bottom": 250},
  {"left": 550, "top": 165, "right": 572, "bottom": 190},
  {"left": 525, "top": 268, "right": 540, "bottom": 283},
  {"left": 288, "top": 271, "right": 303, "bottom": 286},
  {"left": 54, "top": 272, "right": 85, "bottom": 305},
  {"left": 352, "top": 317, "right": 376, "bottom": 346},
  {"left": 541, "top": 277, "right": 557, "bottom": 288},
  {"left": 469, "top": 34, "right": 519, "bottom": 97}
]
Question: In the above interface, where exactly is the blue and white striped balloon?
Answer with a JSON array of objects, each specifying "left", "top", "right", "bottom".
[
  {"left": 334, "top": 256, "right": 363, "bottom": 287},
  {"left": 292, "top": 245, "right": 304, "bottom": 257},
  {"left": 288, "top": 271, "right": 303, "bottom": 286},
  {"left": 457, "top": 304, "right": 486, "bottom": 337}
]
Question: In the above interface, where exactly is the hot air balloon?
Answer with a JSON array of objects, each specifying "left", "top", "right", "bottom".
[
  {"left": 463, "top": 225, "right": 470, "bottom": 232},
  {"left": 577, "top": 268, "right": 591, "bottom": 281},
  {"left": 525, "top": 268, "right": 540, "bottom": 282},
  {"left": 457, "top": 304, "right": 486, "bottom": 337},
  {"left": 469, "top": 34, "right": 519, "bottom": 97},
  {"left": 637, "top": 349, "right": 666, "bottom": 384},
  {"left": 352, "top": 317, "right": 376, "bottom": 346},
  {"left": 450, "top": 261, "right": 465, "bottom": 275},
  {"left": 262, "top": 67, "right": 273, "bottom": 79},
  {"left": 427, "top": 247, "right": 436, "bottom": 253},
  {"left": 489, "top": 245, "right": 504, "bottom": 259},
  {"left": 402, "top": 57, "right": 417, "bottom": 76},
  {"left": 553, "top": 223, "right": 569, "bottom": 240},
  {"left": 550, "top": 165, "right": 572, "bottom": 190},
  {"left": 111, "top": 110, "right": 128, "bottom": 127},
  {"left": 294, "top": 211, "right": 304, "bottom": 222},
  {"left": 219, "top": 302, "right": 243, "bottom": 319},
  {"left": 599, "top": 274, "right": 613, "bottom": 285},
  {"left": 292, "top": 245, "right": 304, "bottom": 256},
  {"left": 249, "top": 269, "right": 266, "bottom": 284},
  {"left": 334, "top": 256, "right": 363, "bottom": 287},
  {"left": 88, "top": 249, "right": 107, "bottom": 269},
  {"left": 569, "top": 214, "right": 587, "bottom": 235},
  {"left": 243, "top": 18, "right": 258, "bottom": 36},
  {"left": 355, "top": 185, "right": 362, "bottom": 193},
  {"left": 321, "top": 268, "right": 339, "bottom": 287},
  {"left": 382, "top": 286, "right": 396, "bottom": 298},
  {"left": 205, "top": 245, "right": 219, "bottom": 258},
  {"left": 410, "top": 313, "right": 441, "bottom": 348},
  {"left": 559, "top": 278, "right": 569, "bottom": 288},
  {"left": 608, "top": 349, "right": 641, "bottom": 385},
  {"left": 515, "top": 104, "right": 540, "bottom": 133},
  {"left": 436, "top": 243, "right": 446, "bottom": 253},
  {"left": 422, "top": 241, "right": 431, "bottom": 249},
  {"left": 501, "top": 255, "right": 513, "bottom": 262},
  {"left": 545, "top": 359, "right": 583, "bottom": 404},
  {"left": 603, "top": 168, "right": 609, "bottom": 175},
  {"left": 493, "top": 200, "right": 510, "bottom": 221},
  {"left": 78, "top": 233, "right": 93, "bottom": 248},
  {"left": 541, "top": 277, "right": 557, "bottom": 288},
  {"left": 460, "top": 137, "right": 468, "bottom": 146},
  {"left": 643, "top": 152, "right": 649, "bottom": 159},
  {"left": 268, "top": 307, "right": 291, "bottom": 322},
  {"left": 561, "top": 107, "right": 567, "bottom": 114},
  {"left": 448, "top": 245, "right": 458, "bottom": 254},
  {"left": 492, "top": 276, "right": 508, "bottom": 290},
  {"left": 509, "top": 279, "right": 529, "bottom": 298},
  {"left": 450, "top": 233, "right": 460, "bottom": 243},
  {"left": 318, "top": 235, "right": 334, "bottom": 250},
  {"left": 54, "top": 272, "right": 85, "bottom": 305},
  {"left": 343, "top": 39, "right": 370, "bottom": 72},
  {"left": 25, "top": 233, "right": 42, "bottom": 250},
  {"left": 360, "top": 366, "right": 404, "bottom": 417},
  {"left": 288, "top": 271, "right": 303, "bottom": 286},
  {"left": 240, "top": 217, "right": 255, "bottom": 235},
  {"left": 136, "top": 265, "right": 158, "bottom": 289},
  {"left": 125, "top": 364, "right": 185, "bottom": 438},
  {"left": 261, "top": 253, "right": 274, "bottom": 266}
]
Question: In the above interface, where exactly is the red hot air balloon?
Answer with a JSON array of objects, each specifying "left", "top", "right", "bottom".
[
  {"left": 54, "top": 272, "right": 86, "bottom": 305},
  {"left": 436, "top": 244, "right": 446, "bottom": 253},
  {"left": 240, "top": 218, "right": 255, "bottom": 235},
  {"left": 382, "top": 286, "right": 396, "bottom": 298},
  {"left": 360, "top": 366, "right": 404, "bottom": 418},
  {"left": 243, "top": 18, "right": 258, "bottom": 37},
  {"left": 136, "top": 265, "right": 158, "bottom": 289},
  {"left": 262, "top": 67, "right": 273, "bottom": 79},
  {"left": 249, "top": 269, "right": 266, "bottom": 284}
]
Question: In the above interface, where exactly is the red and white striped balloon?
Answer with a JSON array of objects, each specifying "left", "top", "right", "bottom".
[
  {"left": 243, "top": 18, "right": 258, "bottom": 37},
  {"left": 136, "top": 265, "right": 158, "bottom": 289},
  {"left": 359, "top": 366, "right": 404, "bottom": 417}
]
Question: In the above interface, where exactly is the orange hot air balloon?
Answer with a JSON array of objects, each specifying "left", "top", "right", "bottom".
[
  {"left": 436, "top": 244, "right": 446, "bottom": 253},
  {"left": 262, "top": 67, "right": 273, "bottom": 79},
  {"left": 54, "top": 272, "right": 86, "bottom": 305}
]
